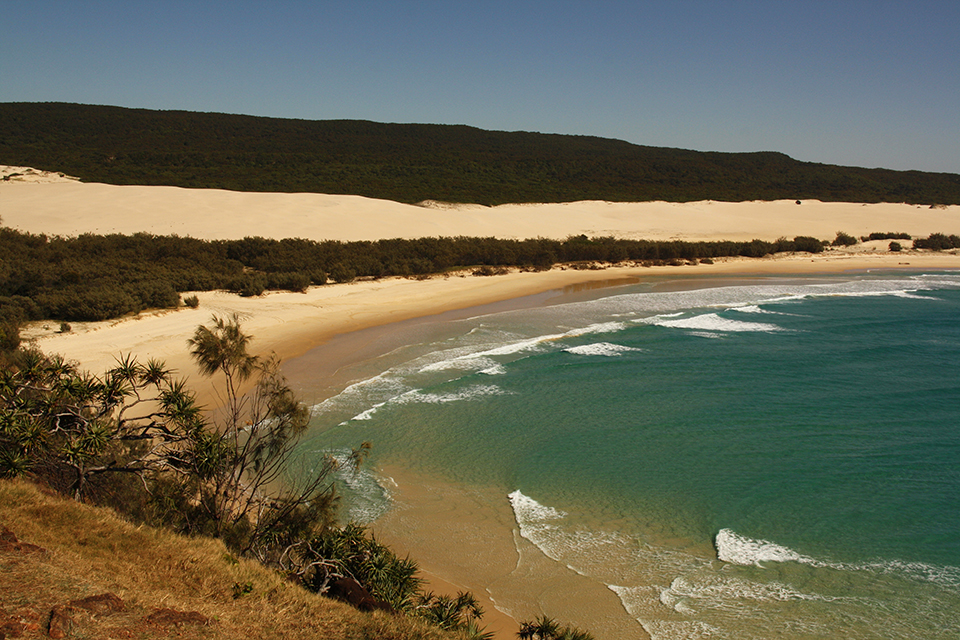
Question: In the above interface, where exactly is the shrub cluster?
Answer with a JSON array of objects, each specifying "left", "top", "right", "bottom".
[
  {"left": 913, "top": 233, "right": 960, "bottom": 250},
  {"left": 860, "top": 231, "right": 912, "bottom": 241}
]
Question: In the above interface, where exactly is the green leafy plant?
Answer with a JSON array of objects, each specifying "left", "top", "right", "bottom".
[{"left": 518, "top": 616, "right": 595, "bottom": 640}]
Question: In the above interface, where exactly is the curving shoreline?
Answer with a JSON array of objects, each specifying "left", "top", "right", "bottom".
[{"left": 22, "top": 251, "right": 960, "bottom": 390}]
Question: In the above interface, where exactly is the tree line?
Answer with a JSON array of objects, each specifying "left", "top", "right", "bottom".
[{"left": 3, "top": 102, "right": 959, "bottom": 205}]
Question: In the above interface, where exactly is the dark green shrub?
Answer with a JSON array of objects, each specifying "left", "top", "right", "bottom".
[
  {"left": 862, "top": 232, "right": 911, "bottom": 241},
  {"left": 328, "top": 263, "right": 356, "bottom": 283},
  {"left": 518, "top": 615, "right": 596, "bottom": 640},
  {"left": 267, "top": 272, "right": 310, "bottom": 293},
  {"left": 183, "top": 294, "right": 200, "bottom": 308},
  {"left": 889, "top": 241, "right": 903, "bottom": 252},
  {"left": 0, "top": 321, "right": 20, "bottom": 353},
  {"left": 230, "top": 274, "right": 267, "bottom": 297},
  {"left": 913, "top": 233, "right": 960, "bottom": 251},
  {"left": 792, "top": 236, "right": 825, "bottom": 253},
  {"left": 832, "top": 231, "right": 858, "bottom": 246}
]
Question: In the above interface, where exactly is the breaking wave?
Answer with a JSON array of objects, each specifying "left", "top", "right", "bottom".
[{"left": 563, "top": 342, "right": 643, "bottom": 357}]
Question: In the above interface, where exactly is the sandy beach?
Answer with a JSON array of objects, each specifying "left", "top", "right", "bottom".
[{"left": 4, "top": 168, "right": 960, "bottom": 637}]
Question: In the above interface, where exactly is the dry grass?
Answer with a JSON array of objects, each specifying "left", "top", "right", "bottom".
[{"left": 0, "top": 478, "right": 459, "bottom": 640}]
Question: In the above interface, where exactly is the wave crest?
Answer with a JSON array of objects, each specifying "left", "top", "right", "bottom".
[{"left": 564, "top": 342, "right": 643, "bottom": 357}]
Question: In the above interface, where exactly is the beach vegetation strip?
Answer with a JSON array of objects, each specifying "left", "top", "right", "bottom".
[
  {"left": 0, "top": 225, "right": 830, "bottom": 326},
  {"left": 2, "top": 222, "right": 957, "bottom": 342}
]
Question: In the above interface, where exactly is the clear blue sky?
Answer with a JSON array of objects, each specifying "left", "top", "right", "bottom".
[{"left": 2, "top": 1, "right": 958, "bottom": 173}]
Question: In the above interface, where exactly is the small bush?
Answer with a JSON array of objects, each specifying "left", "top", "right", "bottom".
[
  {"left": 59, "top": 322, "right": 71, "bottom": 333},
  {"left": 889, "top": 241, "right": 903, "bottom": 252},
  {"left": 792, "top": 236, "right": 825, "bottom": 253},
  {"left": 832, "top": 231, "right": 858, "bottom": 247},
  {"left": 183, "top": 294, "right": 200, "bottom": 308}
]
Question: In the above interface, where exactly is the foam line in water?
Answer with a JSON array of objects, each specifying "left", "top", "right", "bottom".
[
  {"left": 327, "top": 449, "right": 392, "bottom": 523},
  {"left": 716, "top": 529, "right": 960, "bottom": 588},
  {"left": 310, "top": 371, "right": 408, "bottom": 415},
  {"left": 509, "top": 490, "right": 567, "bottom": 524},
  {"left": 479, "top": 364, "right": 507, "bottom": 375},
  {"left": 572, "top": 276, "right": 960, "bottom": 325},
  {"left": 564, "top": 342, "right": 643, "bottom": 357},
  {"left": 716, "top": 529, "right": 816, "bottom": 566},
  {"left": 728, "top": 304, "right": 792, "bottom": 315},
  {"left": 345, "top": 384, "right": 512, "bottom": 422},
  {"left": 653, "top": 313, "right": 786, "bottom": 333},
  {"left": 663, "top": 574, "right": 836, "bottom": 607},
  {"left": 418, "top": 355, "right": 501, "bottom": 373},
  {"left": 397, "top": 384, "right": 511, "bottom": 405}
]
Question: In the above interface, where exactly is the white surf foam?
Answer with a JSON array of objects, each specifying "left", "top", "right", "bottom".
[
  {"left": 327, "top": 449, "right": 392, "bottom": 523},
  {"left": 572, "top": 275, "right": 960, "bottom": 328},
  {"left": 310, "top": 371, "right": 409, "bottom": 416},
  {"left": 728, "top": 304, "right": 792, "bottom": 315},
  {"left": 479, "top": 364, "right": 507, "bottom": 375},
  {"left": 564, "top": 342, "right": 643, "bottom": 357},
  {"left": 509, "top": 490, "right": 567, "bottom": 524},
  {"left": 344, "top": 384, "right": 512, "bottom": 423},
  {"left": 397, "top": 384, "right": 511, "bottom": 405},
  {"left": 716, "top": 529, "right": 817, "bottom": 566},
  {"left": 663, "top": 574, "right": 835, "bottom": 608},
  {"left": 347, "top": 402, "right": 387, "bottom": 422},
  {"left": 419, "top": 355, "right": 501, "bottom": 373},
  {"left": 716, "top": 529, "right": 960, "bottom": 589},
  {"left": 654, "top": 313, "right": 786, "bottom": 333}
]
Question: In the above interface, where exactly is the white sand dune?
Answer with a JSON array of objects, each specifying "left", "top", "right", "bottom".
[{"left": 3, "top": 173, "right": 958, "bottom": 242}]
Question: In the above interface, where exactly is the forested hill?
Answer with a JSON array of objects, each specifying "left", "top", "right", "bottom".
[{"left": 2, "top": 102, "right": 959, "bottom": 205}]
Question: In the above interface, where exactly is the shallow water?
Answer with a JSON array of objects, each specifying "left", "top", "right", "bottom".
[{"left": 296, "top": 271, "right": 960, "bottom": 639}]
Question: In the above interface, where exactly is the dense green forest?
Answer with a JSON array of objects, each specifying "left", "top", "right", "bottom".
[{"left": 3, "top": 102, "right": 959, "bottom": 205}]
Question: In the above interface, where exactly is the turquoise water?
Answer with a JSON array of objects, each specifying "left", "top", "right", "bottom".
[{"left": 299, "top": 271, "right": 960, "bottom": 639}]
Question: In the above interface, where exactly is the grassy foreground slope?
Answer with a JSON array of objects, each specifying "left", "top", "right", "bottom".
[
  {"left": 0, "top": 478, "right": 457, "bottom": 640},
  {"left": 2, "top": 102, "right": 959, "bottom": 205}
]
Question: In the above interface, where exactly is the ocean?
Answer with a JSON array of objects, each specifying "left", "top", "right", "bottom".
[{"left": 294, "top": 270, "right": 960, "bottom": 639}]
